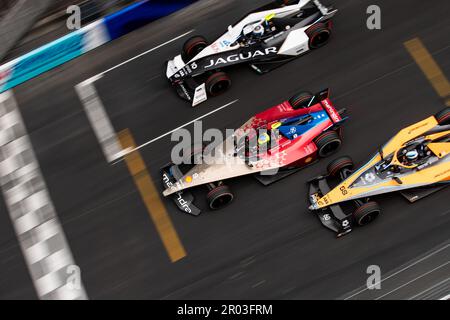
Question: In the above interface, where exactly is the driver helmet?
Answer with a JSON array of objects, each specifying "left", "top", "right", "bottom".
[
  {"left": 252, "top": 24, "right": 265, "bottom": 37},
  {"left": 258, "top": 132, "right": 270, "bottom": 145},
  {"left": 405, "top": 149, "right": 419, "bottom": 161}
]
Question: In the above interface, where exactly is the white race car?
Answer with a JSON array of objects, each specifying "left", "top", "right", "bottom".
[{"left": 166, "top": 0, "right": 337, "bottom": 106}]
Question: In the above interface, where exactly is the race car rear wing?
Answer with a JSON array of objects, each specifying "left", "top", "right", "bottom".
[{"left": 313, "top": 88, "right": 348, "bottom": 125}]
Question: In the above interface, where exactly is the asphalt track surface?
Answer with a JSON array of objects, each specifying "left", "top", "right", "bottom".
[{"left": 1, "top": 0, "right": 450, "bottom": 299}]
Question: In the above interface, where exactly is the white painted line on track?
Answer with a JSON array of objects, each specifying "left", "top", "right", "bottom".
[
  {"left": 115, "top": 99, "right": 239, "bottom": 161},
  {"left": 76, "top": 30, "right": 199, "bottom": 164},
  {"left": 76, "top": 85, "right": 238, "bottom": 164},
  {"left": 83, "top": 29, "right": 194, "bottom": 84},
  {"left": 407, "top": 278, "right": 450, "bottom": 300},
  {"left": 344, "top": 243, "right": 450, "bottom": 300},
  {"left": 374, "top": 261, "right": 450, "bottom": 300},
  {"left": 75, "top": 81, "right": 126, "bottom": 163},
  {"left": 0, "top": 90, "right": 88, "bottom": 300}
]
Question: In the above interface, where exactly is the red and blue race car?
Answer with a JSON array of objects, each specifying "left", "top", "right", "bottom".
[{"left": 162, "top": 88, "right": 347, "bottom": 215}]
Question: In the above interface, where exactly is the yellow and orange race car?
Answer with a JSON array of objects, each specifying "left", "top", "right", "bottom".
[{"left": 308, "top": 107, "right": 450, "bottom": 237}]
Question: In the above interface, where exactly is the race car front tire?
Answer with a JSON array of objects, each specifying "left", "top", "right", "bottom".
[
  {"left": 183, "top": 36, "right": 209, "bottom": 61},
  {"left": 353, "top": 201, "right": 381, "bottom": 226},
  {"left": 206, "top": 72, "right": 231, "bottom": 96},
  {"left": 315, "top": 131, "right": 342, "bottom": 158},
  {"left": 327, "top": 156, "right": 354, "bottom": 177},
  {"left": 306, "top": 23, "right": 331, "bottom": 49},
  {"left": 435, "top": 107, "right": 450, "bottom": 125},
  {"left": 289, "top": 91, "right": 314, "bottom": 109},
  {"left": 207, "top": 185, "right": 234, "bottom": 210}
]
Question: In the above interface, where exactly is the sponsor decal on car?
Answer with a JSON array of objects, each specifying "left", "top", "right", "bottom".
[
  {"left": 278, "top": 101, "right": 292, "bottom": 112},
  {"left": 434, "top": 168, "right": 450, "bottom": 179},
  {"left": 204, "top": 47, "right": 278, "bottom": 68},
  {"left": 364, "top": 172, "right": 377, "bottom": 183},
  {"left": 408, "top": 122, "right": 430, "bottom": 135},
  {"left": 175, "top": 193, "right": 193, "bottom": 214},
  {"left": 322, "top": 99, "right": 341, "bottom": 123},
  {"left": 178, "top": 83, "right": 192, "bottom": 100},
  {"left": 304, "top": 143, "right": 316, "bottom": 155},
  {"left": 163, "top": 173, "right": 193, "bottom": 214},
  {"left": 221, "top": 40, "right": 232, "bottom": 47},
  {"left": 210, "top": 42, "right": 221, "bottom": 53},
  {"left": 250, "top": 64, "right": 263, "bottom": 74}
]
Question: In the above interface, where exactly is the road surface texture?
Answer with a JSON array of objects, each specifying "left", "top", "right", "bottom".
[{"left": 0, "top": 0, "right": 449, "bottom": 299}]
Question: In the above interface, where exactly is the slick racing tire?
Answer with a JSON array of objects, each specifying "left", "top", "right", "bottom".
[
  {"left": 435, "top": 108, "right": 450, "bottom": 125},
  {"left": 289, "top": 91, "right": 314, "bottom": 109},
  {"left": 306, "top": 23, "right": 331, "bottom": 49},
  {"left": 353, "top": 201, "right": 381, "bottom": 226},
  {"left": 206, "top": 72, "right": 231, "bottom": 96},
  {"left": 315, "top": 131, "right": 342, "bottom": 158},
  {"left": 183, "top": 36, "right": 209, "bottom": 61},
  {"left": 327, "top": 156, "right": 354, "bottom": 177},
  {"left": 207, "top": 185, "right": 234, "bottom": 210}
]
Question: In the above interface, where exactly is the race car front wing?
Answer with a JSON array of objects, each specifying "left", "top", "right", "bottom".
[
  {"left": 308, "top": 177, "right": 353, "bottom": 237},
  {"left": 162, "top": 163, "right": 201, "bottom": 216},
  {"left": 166, "top": 59, "right": 208, "bottom": 107}
]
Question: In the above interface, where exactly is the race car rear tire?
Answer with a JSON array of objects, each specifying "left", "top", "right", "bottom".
[
  {"left": 327, "top": 156, "right": 354, "bottom": 177},
  {"left": 315, "top": 130, "right": 342, "bottom": 158},
  {"left": 289, "top": 91, "right": 314, "bottom": 109},
  {"left": 435, "top": 108, "right": 450, "bottom": 125},
  {"left": 207, "top": 185, "right": 234, "bottom": 210},
  {"left": 306, "top": 23, "right": 331, "bottom": 49},
  {"left": 206, "top": 72, "right": 231, "bottom": 96},
  {"left": 183, "top": 36, "right": 208, "bottom": 61},
  {"left": 353, "top": 201, "right": 381, "bottom": 226}
]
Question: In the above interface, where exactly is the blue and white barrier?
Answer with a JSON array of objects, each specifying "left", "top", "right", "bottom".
[
  {"left": 0, "top": 20, "right": 110, "bottom": 92},
  {"left": 0, "top": 0, "right": 196, "bottom": 93},
  {"left": 104, "top": 0, "right": 196, "bottom": 39}
]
